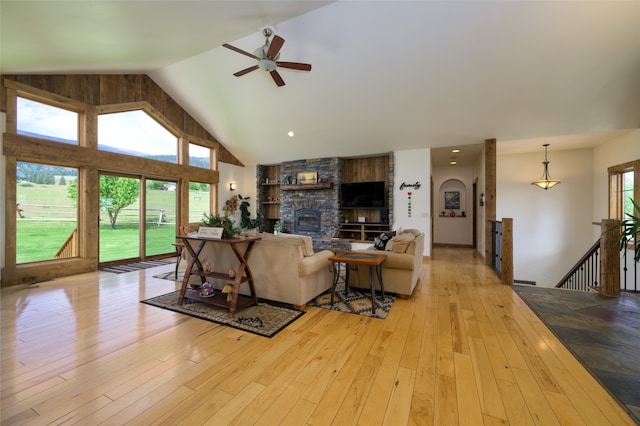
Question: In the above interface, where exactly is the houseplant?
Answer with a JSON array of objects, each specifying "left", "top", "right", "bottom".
[
  {"left": 619, "top": 198, "right": 640, "bottom": 262},
  {"left": 237, "top": 195, "right": 263, "bottom": 230},
  {"left": 273, "top": 220, "right": 283, "bottom": 235},
  {"left": 201, "top": 212, "right": 240, "bottom": 238}
]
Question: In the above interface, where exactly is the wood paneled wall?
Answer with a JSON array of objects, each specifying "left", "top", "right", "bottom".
[{"left": 342, "top": 156, "right": 390, "bottom": 182}]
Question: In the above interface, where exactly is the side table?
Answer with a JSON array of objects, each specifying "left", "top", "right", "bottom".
[{"left": 328, "top": 251, "right": 386, "bottom": 316}]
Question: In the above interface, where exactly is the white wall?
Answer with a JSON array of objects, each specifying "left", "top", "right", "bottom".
[
  {"left": 393, "top": 148, "right": 431, "bottom": 256},
  {"left": 497, "top": 148, "right": 594, "bottom": 286},
  {"left": 592, "top": 129, "right": 640, "bottom": 239},
  {"left": 432, "top": 165, "right": 475, "bottom": 245},
  {"left": 216, "top": 161, "right": 256, "bottom": 218}
]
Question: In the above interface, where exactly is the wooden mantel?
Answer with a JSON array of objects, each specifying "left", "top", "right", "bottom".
[{"left": 280, "top": 182, "right": 334, "bottom": 191}]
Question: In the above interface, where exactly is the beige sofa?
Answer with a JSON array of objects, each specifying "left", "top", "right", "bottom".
[
  {"left": 347, "top": 229, "right": 424, "bottom": 298},
  {"left": 178, "top": 232, "right": 334, "bottom": 309}
]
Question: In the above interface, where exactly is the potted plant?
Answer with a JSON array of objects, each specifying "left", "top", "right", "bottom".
[
  {"left": 619, "top": 198, "right": 640, "bottom": 262},
  {"left": 201, "top": 212, "right": 240, "bottom": 238},
  {"left": 237, "top": 195, "right": 263, "bottom": 230},
  {"left": 273, "top": 220, "right": 283, "bottom": 235}
]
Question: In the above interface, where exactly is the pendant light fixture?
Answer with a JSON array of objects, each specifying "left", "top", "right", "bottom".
[{"left": 531, "top": 143, "right": 561, "bottom": 190}]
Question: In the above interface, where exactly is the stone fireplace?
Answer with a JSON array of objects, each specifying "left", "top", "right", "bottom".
[
  {"left": 279, "top": 157, "right": 342, "bottom": 250},
  {"left": 257, "top": 154, "right": 394, "bottom": 252}
]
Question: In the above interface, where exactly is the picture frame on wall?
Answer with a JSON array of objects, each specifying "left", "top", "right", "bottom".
[
  {"left": 444, "top": 191, "right": 460, "bottom": 210},
  {"left": 297, "top": 171, "right": 318, "bottom": 185}
]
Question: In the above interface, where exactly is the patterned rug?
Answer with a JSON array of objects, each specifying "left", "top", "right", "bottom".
[
  {"left": 100, "top": 259, "right": 174, "bottom": 274},
  {"left": 308, "top": 288, "right": 395, "bottom": 319},
  {"left": 141, "top": 291, "right": 303, "bottom": 338}
]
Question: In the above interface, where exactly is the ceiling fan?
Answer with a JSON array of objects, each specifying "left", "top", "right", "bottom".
[{"left": 222, "top": 28, "right": 312, "bottom": 87}]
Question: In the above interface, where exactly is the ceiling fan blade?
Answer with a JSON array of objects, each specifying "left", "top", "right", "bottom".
[
  {"left": 277, "top": 62, "right": 312, "bottom": 72},
  {"left": 233, "top": 65, "right": 259, "bottom": 77},
  {"left": 267, "top": 35, "right": 285, "bottom": 59},
  {"left": 222, "top": 43, "right": 259, "bottom": 60},
  {"left": 270, "top": 70, "right": 285, "bottom": 87}
]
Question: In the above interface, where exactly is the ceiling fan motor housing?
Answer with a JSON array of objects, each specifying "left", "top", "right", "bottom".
[{"left": 258, "top": 59, "right": 277, "bottom": 72}]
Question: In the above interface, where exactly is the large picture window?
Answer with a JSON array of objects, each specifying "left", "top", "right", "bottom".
[
  {"left": 189, "top": 182, "right": 211, "bottom": 222},
  {"left": 16, "top": 162, "right": 79, "bottom": 263},
  {"left": 98, "top": 110, "right": 178, "bottom": 163},
  {"left": 189, "top": 143, "right": 211, "bottom": 169},
  {"left": 17, "top": 97, "right": 78, "bottom": 144}
]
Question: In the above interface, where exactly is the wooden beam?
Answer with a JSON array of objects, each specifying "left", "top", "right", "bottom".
[
  {"left": 600, "top": 219, "right": 621, "bottom": 296},
  {"left": 501, "top": 218, "right": 513, "bottom": 285},
  {"left": 484, "top": 138, "right": 496, "bottom": 265}
]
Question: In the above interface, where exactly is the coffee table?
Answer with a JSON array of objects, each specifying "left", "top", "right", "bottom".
[{"left": 328, "top": 251, "right": 386, "bottom": 316}]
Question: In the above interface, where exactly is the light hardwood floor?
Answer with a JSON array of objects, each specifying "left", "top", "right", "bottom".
[{"left": 1, "top": 248, "right": 635, "bottom": 425}]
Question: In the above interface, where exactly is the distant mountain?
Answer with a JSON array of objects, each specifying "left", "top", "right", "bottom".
[{"left": 17, "top": 130, "right": 209, "bottom": 169}]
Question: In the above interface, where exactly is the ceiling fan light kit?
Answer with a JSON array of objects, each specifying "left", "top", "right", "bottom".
[{"left": 223, "top": 28, "right": 311, "bottom": 87}]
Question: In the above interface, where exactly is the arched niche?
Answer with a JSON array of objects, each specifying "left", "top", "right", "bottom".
[{"left": 438, "top": 178, "right": 467, "bottom": 217}]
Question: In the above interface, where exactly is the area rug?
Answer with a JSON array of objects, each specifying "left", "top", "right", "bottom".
[
  {"left": 100, "top": 259, "right": 174, "bottom": 274},
  {"left": 141, "top": 291, "right": 304, "bottom": 338},
  {"left": 513, "top": 285, "right": 640, "bottom": 423},
  {"left": 308, "top": 289, "right": 395, "bottom": 319}
]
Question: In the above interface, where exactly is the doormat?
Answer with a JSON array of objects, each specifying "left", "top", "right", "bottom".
[
  {"left": 512, "top": 285, "right": 640, "bottom": 423},
  {"left": 308, "top": 289, "right": 395, "bottom": 319},
  {"left": 100, "top": 259, "right": 174, "bottom": 274},
  {"left": 141, "top": 291, "right": 304, "bottom": 338}
]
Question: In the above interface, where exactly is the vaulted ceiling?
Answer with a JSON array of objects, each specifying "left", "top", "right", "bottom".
[{"left": 2, "top": 1, "right": 639, "bottom": 166}]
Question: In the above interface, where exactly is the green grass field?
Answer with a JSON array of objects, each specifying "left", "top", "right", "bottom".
[{"left": 16, "top": 182, "right": 210, "bottom": 264}]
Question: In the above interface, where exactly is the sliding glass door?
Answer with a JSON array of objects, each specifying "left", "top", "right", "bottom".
[
  {"left": 99, "top": 174, "right": 141, "bottom": 263},
  {"left": 99, "top": 174, "right": 178, "bottom": 265},
  {"left": 145, "top": 179, "right": 177, "bottom": 257}
]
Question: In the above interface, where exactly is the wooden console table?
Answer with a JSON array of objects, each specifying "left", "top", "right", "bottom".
[{"left": 177, "top": 235, "right": 261, "bottom": 318}]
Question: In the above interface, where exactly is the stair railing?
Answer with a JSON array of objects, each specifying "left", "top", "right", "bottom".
[{"left": 555, "top": 239, "right": 600, "bottom": 291}]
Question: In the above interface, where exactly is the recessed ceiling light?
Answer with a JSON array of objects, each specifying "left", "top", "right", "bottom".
[
  {"left": 450, "top": 161, "right": 457, "bottom": 165},
  {"left": 287, "top": 131, "right": 294, "bottom": 137},
  {"left": 452, "top": 149, "right": 460, "bottom": 153}
]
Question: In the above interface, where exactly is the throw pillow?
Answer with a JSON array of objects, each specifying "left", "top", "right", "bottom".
[
  {"left": 389, "top": 232, "right": 415, "bottom": 253},
  {"left": 401, "top": 228, "right": 421, "bottom": 237},
  {"left": 373, "top": 231, "right": 396, "bottom": 250}
]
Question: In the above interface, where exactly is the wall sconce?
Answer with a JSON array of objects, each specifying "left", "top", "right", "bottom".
[
  {"left": 229, "top": 182, "right": 236, "bottom": 191},
  {"left": 531, "top": 144, "right": 561, "bottom": 190}
]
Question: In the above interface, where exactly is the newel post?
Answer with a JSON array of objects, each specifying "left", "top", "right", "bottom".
[
  {"left": 501, "top": 218, "right": 513, "bottom": 285},
  {"left": 600, "top": 219, "right": 620, "bottom": 296}
]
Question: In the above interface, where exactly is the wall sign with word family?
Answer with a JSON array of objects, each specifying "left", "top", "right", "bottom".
[
  {"left": 399, "top": 182, "right": 420, "bottom": 218},
  {"left": 399, "top": 182, "right": 421, "bottom": 190}
]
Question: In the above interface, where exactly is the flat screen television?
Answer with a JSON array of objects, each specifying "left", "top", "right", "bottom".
[{"left": 340, "top": 181, "right": 386, "bottom": 208}]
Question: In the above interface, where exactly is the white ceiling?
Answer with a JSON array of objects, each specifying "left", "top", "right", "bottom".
[{"left": 2, "top": 1, "right": 639, "bottom": 167}]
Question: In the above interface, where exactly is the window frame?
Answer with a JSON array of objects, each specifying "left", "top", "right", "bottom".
[
  {"left": 609, "top": 160, "right": 640, "bottom": 221},
  {"left": 2, "top": 80, "right": 220, "bottom": 285}
]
